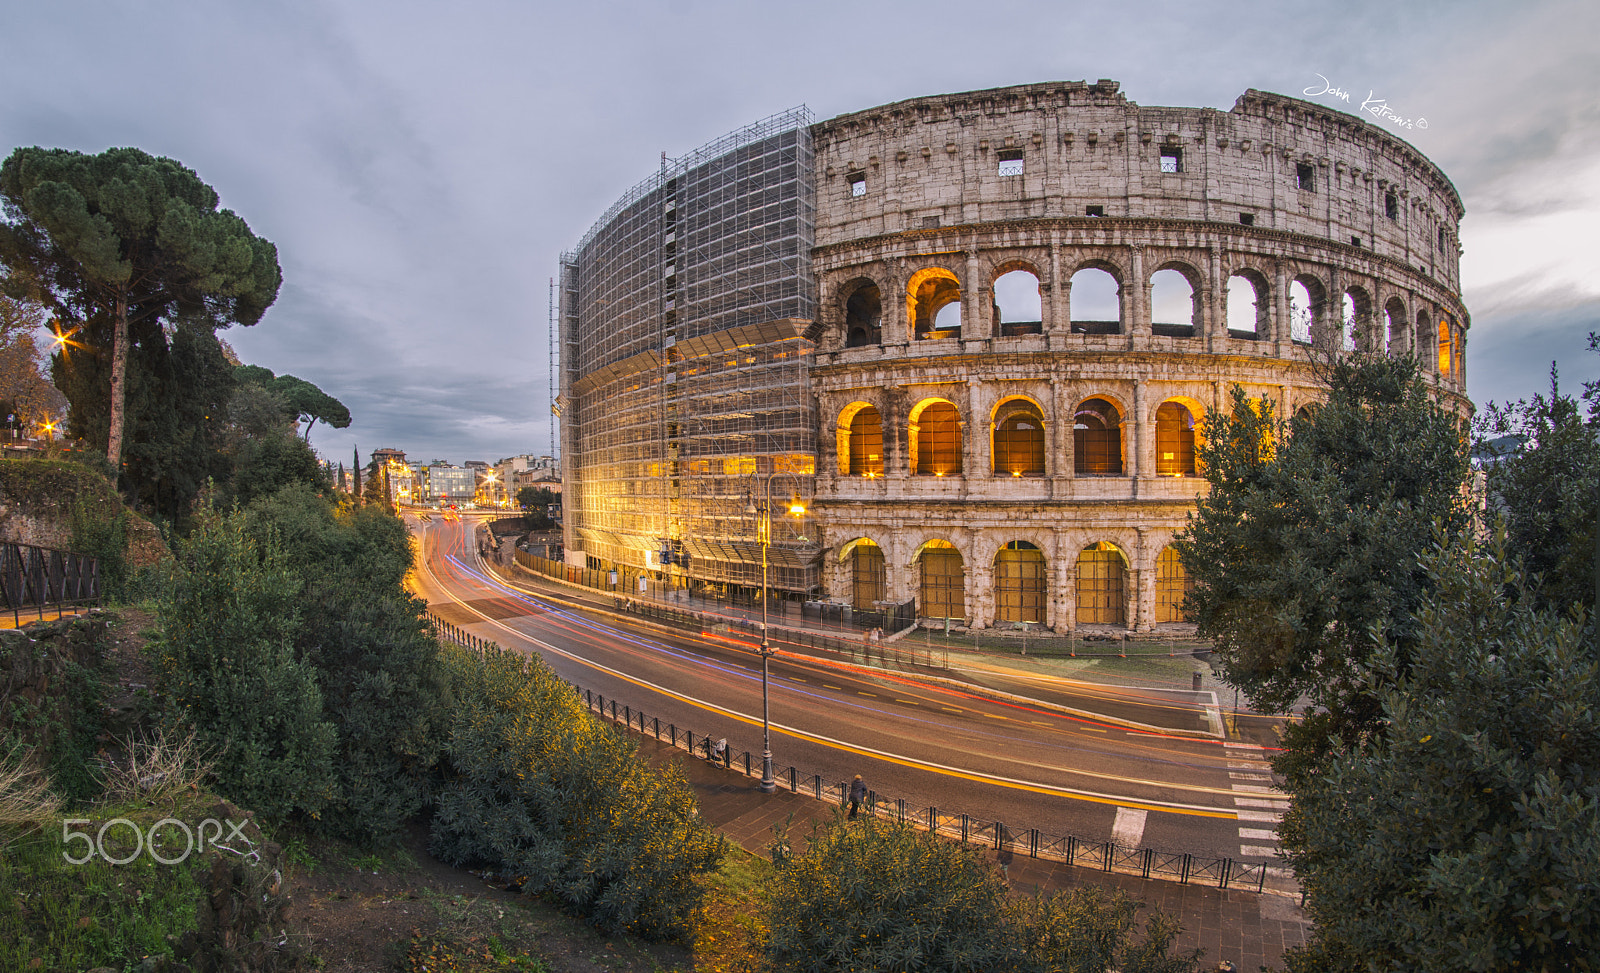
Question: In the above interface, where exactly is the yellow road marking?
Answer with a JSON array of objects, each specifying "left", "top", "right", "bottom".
[{"left": 858, "top": 692, "right": 877, "bottom": 698}]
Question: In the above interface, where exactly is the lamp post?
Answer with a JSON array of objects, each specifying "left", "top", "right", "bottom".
[{"left": 746, "top": 472, "right": 807, "bottom": 794}]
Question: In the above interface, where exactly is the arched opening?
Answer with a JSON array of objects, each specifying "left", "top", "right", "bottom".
[
  {"left": 1451, "top": 317, "right": 1464, "bottom": 382},
  {"left": 1150, "top": 268, "right": 1197, "bottom": 338},
  {"left": 1289, "top": 279, "right": 1316, "bottom": 345},
  {"left": 1074, "top": 398, "right": 1122, "bottom": 475},
  {"left": 1155, "top": 546, "right": 1193, "bottom": 624},
  {"left": 1076, "top": 542, "right": 1126, "bottom": 626},
  {"left": 917, "top": 540, "right": 965, "bottom": 621},
  {"left": 908, "top": 268, "right": 962, "bottom": 340},
  {"left": 1154, "top": 402, "right": 1197, "bottom": 476},
  {"left": 992, "top": 398, "right": 1046, "bottom": 476},
  {"left": 912, "top": 400, "right": 962, "bottom": 476},
  {"left": 1226, "top": 274, "right": 1265, "bottom": 339},
  {"left": 844, "top": 281, "right": 882, "bottom": 347},
  {"left": 993, "top": 268, "right": 1043, "bottom": 336},
  {"left": 847, "top": 405, "right": 883, "bottom": 477},
  {"left": 1069, "top": 267, "right": 1121, "bottom": 334},
  {"left": 1384, "top": 298, "right": 1407, "bottom": 355},
  {"left": 845, "top": 539, "right": 886, "bottom": 611},
  {"left": 994, "top": 541, "right": 1046, "bottom": 625},
  {"left": 1437, "top": 317, "right": 1452, "bottom": 377},
  {"left": 1342, "top": 288, "right": 1372, "bottom": 351}
]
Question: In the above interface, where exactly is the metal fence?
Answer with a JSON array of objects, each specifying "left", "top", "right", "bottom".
[
  {"left": 425, "top": 613, "right": 1282, "bottom": 896},
  {"left": 0, "top": 542, "right": 100, "bottom": 626}
]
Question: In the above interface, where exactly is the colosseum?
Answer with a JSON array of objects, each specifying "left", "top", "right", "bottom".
[{"left": 558, "top": 80, "right": 1471, "bottom": 633}]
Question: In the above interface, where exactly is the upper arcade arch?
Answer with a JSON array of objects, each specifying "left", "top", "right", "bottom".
[
  {"left": 907, "top": 267, "right": 963, "bottom": 340},
  {"left": 991, "top": 263, "right": 1044, "bottom": 337},
  {"left": 1149, "top": 264, "right": 1201, "bottom": 338},
  {"left": 841, "top": 276, "right": 883, "bottom": 347},
  {"left": 991, "top": 396, "right": 1047, "bottom": 477},
  {"left": 1226, "top": 269, "right": 1270, "bottom": 339},
  {"left": 1074, "top": 397, "right": 1124, "bottom": 475},
  {"left": 1383, "top": 297, "right": 1408, "bottom": 355},
  {"left": 1069, "top": 264, "right": 1122, "bottom": 334},
  {"left": 836, "top": 400, "right": 885, "bottom": 477}
]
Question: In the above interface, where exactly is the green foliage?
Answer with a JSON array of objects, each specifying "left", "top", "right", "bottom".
[
  {"left": 227, "top": 427, "right": 328, "bottom": 507},
  {"left": 1176, "top": 354, "right": 1471, "bottom": 736},
  {"left": 152, "top": 506, "right": 336, "bottom": 821},
  {"left": 430, "top": 641, "right": 724, "bottom": 939},
  {"left": 1477, "top": 364, "right": 1599, "bottom": 619},
  {"left": 234, "top": 364, "right": 351, "bottom": 439},
  {"left": 243, "top": 483, "right": 450, "bottom": 844},
  {"left": 765, "top": 815, "right": 1199, "bottom": 973},
  {"left": 68, "top": 490, "right": 129, "bottom": 599},
  {"left": 1278, "top": 530, "right": 1600, "bottom": 969},
  {"left": 516, "top": 486, "right": 559, "bottom": 529},
  {"left": 0, "top": 802, "right": 205, "bottom": 971},
  {"left": 0, "top": 145, "right": 281, "bottom": 485}
]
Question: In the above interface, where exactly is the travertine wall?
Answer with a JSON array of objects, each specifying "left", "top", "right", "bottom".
[{"left": 807, "top": 81, "right": 1471, "bottom": 632}]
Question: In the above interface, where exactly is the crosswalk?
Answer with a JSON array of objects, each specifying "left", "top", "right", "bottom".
[{"left": 1224, "top": 741, "right": 1289, "bottom": 863}]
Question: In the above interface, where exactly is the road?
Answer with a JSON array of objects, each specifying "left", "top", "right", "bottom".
[{"left": 408, "top": 512, "right": 1289, "bottom": 867}]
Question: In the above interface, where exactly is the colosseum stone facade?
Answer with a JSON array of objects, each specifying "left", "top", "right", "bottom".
[{"left": 559, "top": 80, "right": 1471, "bottom": 633}]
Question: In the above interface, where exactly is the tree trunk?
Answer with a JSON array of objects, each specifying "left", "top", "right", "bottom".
[{"left": 106, "top": 293, "right": 129, "bottom": 475}]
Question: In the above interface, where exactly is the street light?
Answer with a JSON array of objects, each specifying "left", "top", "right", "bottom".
[{"left": 745, "top": 471, "right": 808, "bottom": 794}]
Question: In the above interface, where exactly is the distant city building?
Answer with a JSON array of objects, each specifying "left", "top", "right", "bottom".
[{"left": 427, "top": 464, "right": 476, "bottom": 503}]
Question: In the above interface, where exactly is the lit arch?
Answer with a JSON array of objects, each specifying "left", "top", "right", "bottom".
[
  {"left": 1076, "top": 541, "right": 1127, "bottom": 627},
  {"left": 992, "top": 396, "right": 1046, "bottom": 476},
  {"left": 909, "top": 397, "right": 962, "bottom": 476},
  {"left": 915, "top": 539, "right": 965, "bottom": 621},
  {"left": 836, "top": 401, "right": 884, "bottom": 477},
  {"left": 994, "top": 540, "right": 1046, "bottom": 625},
  {"left": 1155, "top": 546, "right": 1193, "bottom": 624},
  {"left": 907, "top": 267, "right": 962, "bottom": 340},
  {"left": 840, "top": 537, "right": 886, "bottom": 611},
  {"left": 1154, "top": 399, "right": 1202, "bottom": 476},
  {"left": 1074, "top": 397, "right": 1123, "bottom": 475}
]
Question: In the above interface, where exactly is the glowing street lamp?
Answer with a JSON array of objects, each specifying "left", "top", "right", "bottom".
[{"left": 744, "top": 471, "right": 808, "bottom": 794}]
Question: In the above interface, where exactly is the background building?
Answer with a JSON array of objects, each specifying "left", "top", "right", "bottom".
[{"left": 561, "top": 81, "right": 1471, "bottom": 630}]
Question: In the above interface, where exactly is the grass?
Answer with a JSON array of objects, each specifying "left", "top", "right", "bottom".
[
  {"left": 0, "top": 793, "right": 216, "bottom": 972},
  {"left": 685, "top": 848, "right": 776, "bottom": 973}
]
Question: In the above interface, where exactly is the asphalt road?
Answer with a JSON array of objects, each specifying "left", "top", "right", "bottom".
[{"left": 408, "top": 512, "right": 1289, "bottom": 867}]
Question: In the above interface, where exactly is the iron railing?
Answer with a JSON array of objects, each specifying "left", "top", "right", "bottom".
[
  {"left": 425, "top": 614, "right": 1289, "bottom": 897},
  {"left": 0, "top": 542, "right": 100, "bottom": 625}
]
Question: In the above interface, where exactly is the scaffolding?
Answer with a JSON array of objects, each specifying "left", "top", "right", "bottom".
[{"left": 562, "top": 108, "right": 821, "bottom": 595}]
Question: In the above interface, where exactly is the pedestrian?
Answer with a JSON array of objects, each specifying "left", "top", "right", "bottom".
[{"left": 848, "top": 774, "right": 867, "bottom": 819}]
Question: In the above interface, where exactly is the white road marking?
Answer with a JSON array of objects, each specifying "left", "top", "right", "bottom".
[
  {"left": 1238, "top": 828, "right": 1278, "bottom": 841},
  {"left": 1233, "top": 797, "right": 1290, "bottom": 809},
  {"left": 1229, "top": 772, "right": 1273, "bottom": 781},
  {"left": 1236, "top": 809, "right": 1284, "bottom": 823},
  {"left": 1223, "top": 741, "right": 1267, "bottom": 750},
  {"left": 1227, "top": 760, "right": 1272, "bottom": 770},
  {"left": 1231, "top": 783, "right": 1278, "bottom": 793},
  {"left": 1239, "top": 844, "right": 1281, "bottom": 858},
  {"left": 1111, "top": 807, "right": 1148, "bottom": 848}
]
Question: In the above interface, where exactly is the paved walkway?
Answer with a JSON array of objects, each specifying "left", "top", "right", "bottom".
[{"left": 638, "top": 734, "right": 1310, "bottom": 971}]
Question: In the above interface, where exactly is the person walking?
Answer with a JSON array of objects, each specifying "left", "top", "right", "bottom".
[{"left": 848, "top": 774, "right": 867, "bottom": 819}]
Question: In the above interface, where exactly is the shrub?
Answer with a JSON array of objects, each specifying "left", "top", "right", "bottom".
[
  {"left": 430, "top": 641, "right": 724, "bottom": 939},
  {"left": 242, "top": 483, "right": 450, "bottom": 843},
  {"left": 765, "top": 815, "right": 1201, "bottom": 973},
  {"left": 152, "top": 507, "right": 336, "bottom": 822}
]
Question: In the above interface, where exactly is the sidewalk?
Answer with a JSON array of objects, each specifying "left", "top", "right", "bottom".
[{"left": 636, "top": 733, "right": 1310, "bottom": 971}]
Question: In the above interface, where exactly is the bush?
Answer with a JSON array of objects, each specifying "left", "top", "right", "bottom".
[
  {"left": 242, "top": 483, "right": 450, "bottom": 843},
  {"left": 430, "top": 641, "right": 724, "bottom": 939},
  {"left": 152, "top": 507, "right": 336, "bottom": 822},
  {"left": 765, "top": 815, "right": 1201, "bottom": 973}
]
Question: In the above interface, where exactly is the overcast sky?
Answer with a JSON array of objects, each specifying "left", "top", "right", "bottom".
[{"left": 2, "top": 0, "right": 1595, "bottom": 465}]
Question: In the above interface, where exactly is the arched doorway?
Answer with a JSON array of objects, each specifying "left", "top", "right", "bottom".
[
  {"left": 994, "top": 541, "right": 1046, "bottom": 625},
  {"left": 918, "top": 540, "right": 965, "bottom": 622},
  {"left": 1155, "top": 546, "right": 1193, "bottom": 623},
  {"left": 846, "top": 540, "right": 886, "bottom": 611},
  {"left": 1076, "top": 542, "right": 1127, "bottom": 626},
  {"left": 993, "top": 399, "right": 1046, "bottom": 476},
  {"left": 1074, "top": 398, "right": 1122, "bottom": 475}
]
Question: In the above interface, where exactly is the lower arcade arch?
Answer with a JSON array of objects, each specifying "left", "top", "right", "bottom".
[
  {"left": 1076, "top": 542, "right": 1127, "bottom": 626},
  {"left": 916, "top": 540, "right": 965, "bottom": 621},
  {"left": 1155, "top": 546, "right": 1194, "bottom": 624},
  {"left": 842, "top": 538, "right": 886, "bottom": 611},
  {"left": 994, "top": 541, "right": 1046, "bottom": 625}
]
